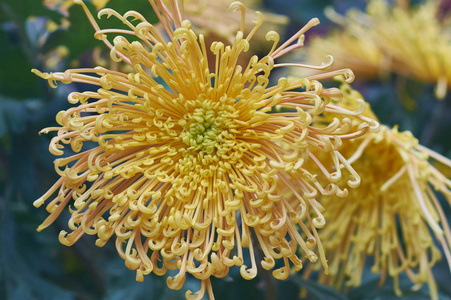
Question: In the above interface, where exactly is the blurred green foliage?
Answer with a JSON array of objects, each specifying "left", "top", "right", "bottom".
[{"left": 0, "top": 0, "right": 450, "bottom": 299}]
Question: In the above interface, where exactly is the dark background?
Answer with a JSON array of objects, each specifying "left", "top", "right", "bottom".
[{"left": 0, "top": 0, "right": 450, "bottom": 299}]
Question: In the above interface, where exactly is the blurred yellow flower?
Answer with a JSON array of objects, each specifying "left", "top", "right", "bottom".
[
  {"left": 40, "top": 45, "right": 70, "bottom": 70},
  {"left": 365, "top": 0, "right": 451, "bottom": 99},
  {"left": 181, "top": 0, "right": 289, "bottom": 46},
  {"left": 304, "top": 83, "right": 451, "bottom": 300},
  {"left": 303, "top": 0, "right": 451, "bottom": 99},
  {"left": 303, "top": 8, "right": 389, "bottom": 80},
  {"left": 33, "top": 1, "right": 378, "bottom": 298}
]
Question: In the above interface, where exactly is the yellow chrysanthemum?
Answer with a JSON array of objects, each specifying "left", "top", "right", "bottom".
[
  {"left": 33, "top": 1, "right": 378, "bottom": 298},
  {"left": 302, "top": 0, "right": 451, "bottom": 99},
  {"left": 364, "top": 0, "right": 451, "bottom": 99},
  {"left": 302, "top": 84, "right": 451, "bottom": 300}
]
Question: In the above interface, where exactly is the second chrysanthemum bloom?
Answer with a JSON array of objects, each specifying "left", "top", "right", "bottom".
[
  {"left": 302, "top": 83, "right": 451, "bottom": 300},
  {"left": 33, "top": 1, "right": 378, "bottom": 298}
]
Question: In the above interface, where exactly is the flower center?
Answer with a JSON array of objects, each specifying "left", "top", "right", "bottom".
[
  {"left": 180, "top": 108, "right": 224, "bottom": 154},
  {"left": 173, "top": 97, "right": 258, "bottom": 181},
  {"left": 179, "top": 100, "right": 237, "bottom": 155}
]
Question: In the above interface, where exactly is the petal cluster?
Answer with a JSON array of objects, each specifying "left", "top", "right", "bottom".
[{"left": 302, "top": 83, "right": 451, "bottom": 300}]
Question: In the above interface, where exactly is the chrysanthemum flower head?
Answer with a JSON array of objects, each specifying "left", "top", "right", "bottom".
[
  {"left": 364, "top": 0, "right": 451, "bottom": 99},
  {"left": 304, "top": 82, "right": 451, "bottom": 300},
  {"left": 302, "top": 0, "right": 451, "bottom": 99},
  {"left": 32, "top": 1, "right": 378, "bottom": 298}
]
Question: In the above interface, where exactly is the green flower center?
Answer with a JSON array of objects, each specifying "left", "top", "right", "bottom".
[{"left": 180, "top": 107, "right": 229, "bottom": 154}]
